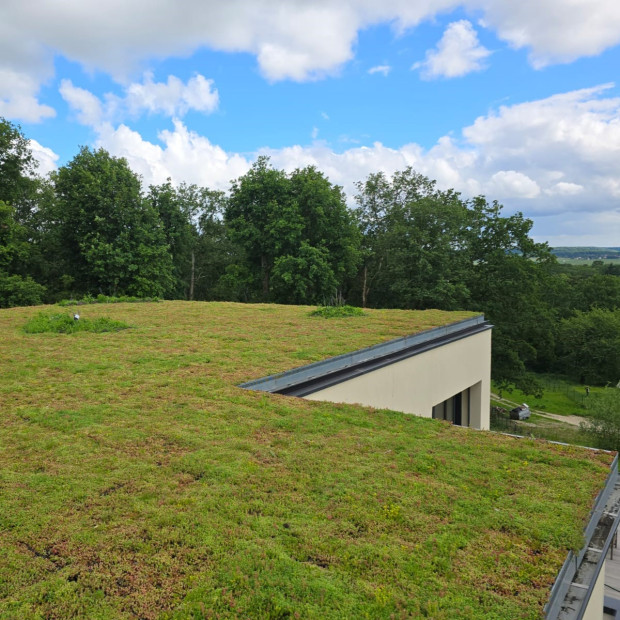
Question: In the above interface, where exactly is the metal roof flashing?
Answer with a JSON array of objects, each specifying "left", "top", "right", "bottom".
[
  {"left": 546, "top": 453, "right": 620, "bottom": 619},
  {"left": 240, "top": 314, "right": 491, "bottom": 397}
]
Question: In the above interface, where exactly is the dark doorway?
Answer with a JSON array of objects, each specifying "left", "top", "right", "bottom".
[{"left": 453, "top": 393, "right": 462, "bottom": 426}]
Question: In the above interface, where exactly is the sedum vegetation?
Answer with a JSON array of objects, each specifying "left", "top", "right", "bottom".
[
  {"left": 0, "top": 301, "right": 615, "bottom": 618},
  {"left": 22, "top": 312, "right": 130, "bottom": 334},
  {"left": 309, "top": 305, "right": 365, "bottom": 318},
  {"left": 2, "top": 117, "right": 620, "bottom": 393}
]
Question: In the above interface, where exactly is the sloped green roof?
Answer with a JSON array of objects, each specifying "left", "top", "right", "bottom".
[{"left": 0, "top": 301, "right": 613, "bottom": 618}]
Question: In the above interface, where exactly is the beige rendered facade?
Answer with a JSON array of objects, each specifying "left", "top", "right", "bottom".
[{"left": 304, "top": 327, "right": 491, "bottom": 430}]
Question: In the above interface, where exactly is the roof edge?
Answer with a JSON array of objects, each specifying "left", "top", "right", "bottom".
[
  {"left": 240, "top": 314, "right": 490, "bottom": 396},
  {"left": 545, "top": 453, "right": 620, "bottom": 619}
]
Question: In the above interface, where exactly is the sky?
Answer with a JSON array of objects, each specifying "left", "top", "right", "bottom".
[{"left": 1, "top": 1, "right": 620, "bottom": 247}]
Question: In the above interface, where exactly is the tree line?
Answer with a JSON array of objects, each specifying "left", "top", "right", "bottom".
[{"left": 2, "top": 118, "right": 619, "bottom": 392}]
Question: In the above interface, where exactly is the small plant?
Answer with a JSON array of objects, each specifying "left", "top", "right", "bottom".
[
  {"left": 57, "top": 295, "right": 161, "bottom": 307},
  {"left": 23, "top": 312, "right": 130, "bottom": 334},
  {"left": 310, "top": 305, "right": 365, "bottom": 318}
]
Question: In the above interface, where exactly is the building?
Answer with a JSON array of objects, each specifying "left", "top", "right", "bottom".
[{"left": 241, "top": 314, "right": 492, "bottom": 430}]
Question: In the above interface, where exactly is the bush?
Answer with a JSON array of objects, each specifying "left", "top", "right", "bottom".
[
  {"left": 0, "top": 273, "right": 46, "bottom": 308},
  {"left": 310, "top": 305, "right": 365, "bottom": 318},
  {"left": 580, "top": 389, "right": 620, "bottom": 451},
  {"left": 23, "top": 313, "right": 130, "bottom": 334},
  {"left": 57, "top": 294, "right": 160, "bottom": 306}
]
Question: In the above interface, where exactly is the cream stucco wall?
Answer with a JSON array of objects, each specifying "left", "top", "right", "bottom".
[{"left": 305, "top": 329, "right": 491, "bottom": 430}]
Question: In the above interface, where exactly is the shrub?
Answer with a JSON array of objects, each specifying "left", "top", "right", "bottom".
[
  {"left": 0, "top": 273, "right": 46, "bottom": 308},
  {"left": 57, "top": 295, "right": 160, "bottom": 307},
  {"left": 310, "top": 305, "right": 365, "bottom": 318},
  {"left": 23, "top": 313, "right": 130, "bottom": 334}
]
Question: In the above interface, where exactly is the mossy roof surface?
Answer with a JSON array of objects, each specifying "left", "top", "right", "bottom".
[{"left": 0, "top": 301, "right": 614, "bottom": 619}]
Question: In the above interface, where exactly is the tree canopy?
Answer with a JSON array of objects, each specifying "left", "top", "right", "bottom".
[{"left": 2, "top": 116, "right": 619, "bottom": 391}]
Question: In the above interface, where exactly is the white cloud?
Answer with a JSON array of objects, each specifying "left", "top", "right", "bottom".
[
  {"left": 39, "top": 82, "right": 620, "bottom": 245},
  {"left": 368, "top": 65, "right": 392, "bottom": 76},
  {"left": 488, "top": 170, "right": 540, "bottom": 198},
  {"left": 95, "top": 120, "right": 250, "bottom": 190},
  {"left": 477, "top": 0, "right": 620, "bottom": 67},
  {"left": 311, "top": 127, "right": 319, "bottom": 139},
  {"left": 60, "top": 79, "right": 104, "bottom": 125},
  {"left": 124, "top": 73, "right": 219, "bottom": 117},
  {"left": 28, "top": 139, "right": 59, "bottom": 176},
  {"left": 0, "top": 69, "right": 55, "bottom": 123},
  {"left": 413, "top": 20, "right": 491, "bottom": 79},
  {"left": 544, "top": 182, "right": 584, "bottom": 196},
  {"left": 59, "top": 74, "right": 219, "bottom": 127},
  {"left": 1, "top": 0, "right": 619, "bottom": 105}
]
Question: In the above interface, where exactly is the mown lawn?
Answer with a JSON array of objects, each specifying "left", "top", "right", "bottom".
[
  {"left": 492, "top": 375, "right": 607, "bottom": 418},
  {"left": 0, "top": 301, "right": 614, "bottom": 619}
]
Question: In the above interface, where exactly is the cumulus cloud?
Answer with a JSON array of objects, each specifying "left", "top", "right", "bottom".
[
  {"left": 1, "top": 0, "right": 619, "bottom": 104},
  {"left": 95, "top": 120, "right": 250, "bottom": 190},
  {"left": 29, "top": 139, "right": 59, "bottom": 176},
  {"left": 368, "top": 65, "right": 392, "bottom": 76},
  {"left": 0, "top": 69, "right": 55, "bottom": 123},
  {"left": 37, "top": 82, "right": 620, "bottom": 245},
  {"left": 60, "top": 73, "right": 219, "bottom": 127},
  {"left": 478, "top": 0, "right": 620, "bottom": 67},
  {"left": 487, "top": 170, "right": 540, "bottom": 198},
  {"left": 413, "top": 20, "right": 491, "bottom": 79},
  {"left": 124, "top": 73, "right": 219, "bottom": 117}
]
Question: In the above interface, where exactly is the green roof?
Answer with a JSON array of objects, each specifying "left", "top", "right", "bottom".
[{"left": 0, "top": 301, "right": 613, "bottom": 618}]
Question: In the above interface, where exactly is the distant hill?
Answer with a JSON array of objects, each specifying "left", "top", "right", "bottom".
[{"left": 551, "top": 247, "right": 620, "bottom": 259}]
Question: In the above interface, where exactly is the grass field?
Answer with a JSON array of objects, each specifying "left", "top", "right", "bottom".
[
  {"left": 555, "top": 257, "right": 620, "bottom": 265},
  {"left": 492, "top": 375, "right": 607, "bottom": 417},
  {"left": 0, "top": 302, "right": 615, "bottom": 619}
]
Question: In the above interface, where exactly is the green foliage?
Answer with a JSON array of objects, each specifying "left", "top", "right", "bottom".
[
  {"left": 23, "top": 312, "right": 129, "bottom": 334},
  {"left": 0, "top": 272, "right": 45, "bottom": 308},
  {"left": 57, "top": 294, "right": 160, "bottom": 306},
  {"left": 0, "top": 200, "right": 46, "bottom": 307},
  {"left": 556, "top": 308, "right": 620, "bottom": 385},
  {"left": 0, "top": 301, "right": 614, "bottom": 618},
  {"left": 310, "top": 304, "right": 365, "bottom": 318},
  {"left": 580, "top": 389, "right": 620, "bottom": 451},
  {"left": 226, "top": 157, "right": 361, "bottom": 303},
  {"left": 50, "top": 147, "right": 174, "bottom": 297},
  {"left": 0, "top": 118, "right": 40, "bottom": 225},
  {"left": 353, "top": 169, "right": 557, "bottom": 394}
]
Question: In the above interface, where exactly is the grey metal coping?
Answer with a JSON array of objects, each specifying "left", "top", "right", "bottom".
[
  {"left": 545, "top": 452, "right": 620, "bottom": 619},
  {"left": 239, "top": 314, "right": 490, "bottom": 396}
]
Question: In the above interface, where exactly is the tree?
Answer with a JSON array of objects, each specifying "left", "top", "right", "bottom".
[
  {"left": 556, "top": 308, "right": 620, "bottom": 385},
  {"left": 463, "top": 197, "right": 557, "bottom": 394},
  {"left": 289, "top": 166, "right": 361, "bottom": 300},
  {"left": 353, "top": 168, "right": 557, "bottom": 394},
  {"left": 226, "top": 158, "right": 361, "bottom": 304},
  {"left": 52, "top": 147, "right": 173, "bottom": 297},
  {"left": 580, "top": 389, "right": 620, "bottom": 452},
  {"left": 0, "top": 118, "right": 40, "bottom": 225},
  {"left": 0, "top": 200, "right": 45, "bottom": 307},
  {"left": 353, "top": 169, "right": 468, "bottom": 309},
  {"left": 226, "top": 157, "right": 301, "bottom": 300}
]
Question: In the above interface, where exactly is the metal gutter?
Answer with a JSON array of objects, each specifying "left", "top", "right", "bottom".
[
  {"left": 545, "top": 453, "right": 620, "bottom": 619},
  {"left": 240, "top": 314, "right": 491, "bottom": 397}
]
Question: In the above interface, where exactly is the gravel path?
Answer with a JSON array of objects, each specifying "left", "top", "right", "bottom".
[{"left": 491, "top": 393, "right": 586, "bottom": 428}]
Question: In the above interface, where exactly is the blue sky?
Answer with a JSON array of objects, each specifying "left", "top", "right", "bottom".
[{"left": 2, "top": 0, "right": 620, "bottom": 246}]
